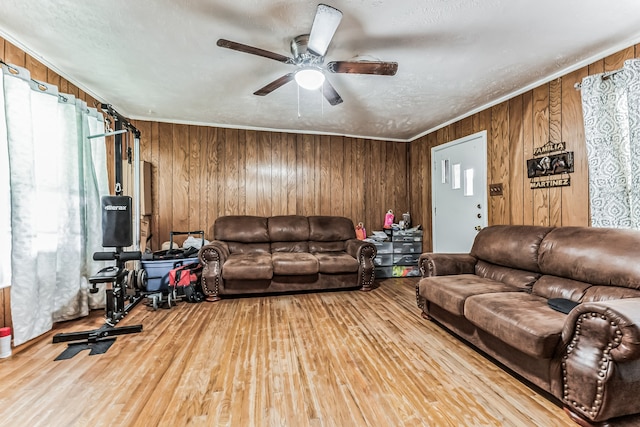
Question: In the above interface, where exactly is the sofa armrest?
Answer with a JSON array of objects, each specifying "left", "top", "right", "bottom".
[
  {"left": 198, "top": 241, "right": 230, "bottom": 301},
  {"left": 345, "top": 239, "right": 373, "bottom": 258},
  {"left": 558, "top": 298, "right": 640, "bottom": 423},
  {"left": 346, "top": 239, "right": 377, "bottom": 291},
  {"left": 418, "top": 253, "right": 477, "bottom": 277}
]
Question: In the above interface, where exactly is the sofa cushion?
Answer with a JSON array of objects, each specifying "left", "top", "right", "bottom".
[
  {"left": 531, "top": 275, "right": 590, "bottom": 301},
  {"left": 272, "top": 253, "right": 319, "bottom": 275},
  {"left": 538, "top": 227, "right": 640, "bottom": 289},
  {"left": 581, "top": 286, "right": 640, "bottom": 302},
  {"left": 309, "top": 216, "right": 356, "bottom": 241},
  {"left": 464, "top": 292, "right": 566, "bottom": 358},
  {"left": 227, "top": 242, "right": 271, "bottom": 254},
  {"left": 309, "top": 241, "right": 346, "bottom": 252},
  {"left": 470, "top": 225, "right": 553, "bottom": 272},
  {"left": 418, "top": 274, "right": 522, "bottom": 316},
  {"left": 268, "top": 215, "right": 310, "bottom": 241},
  {"left": 222, "top": 253, "right": 273, "bottom": 280},
  {"left": 475, "top": 260, "right": 541, "bottom": 289},
  {"left": 271, "top": 241, "right": 310, "bottom": 253},
  {"left": 214, "top": 216, "right": 269, "bottom": 243},
  {"left": 314, "top": 252, "right": 359, "bottom": 274}
]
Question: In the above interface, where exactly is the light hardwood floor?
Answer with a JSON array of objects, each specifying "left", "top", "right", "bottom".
[{"left": 0, "top": 279, "right": 574, "bottom": 427}]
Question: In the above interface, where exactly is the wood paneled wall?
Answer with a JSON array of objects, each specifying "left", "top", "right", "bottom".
[
  {"left": 409, "top": 43, "right": 640, "bottom": 251},
  {"left": 129, "top": 123, "right": 409, "bottom": 251}
]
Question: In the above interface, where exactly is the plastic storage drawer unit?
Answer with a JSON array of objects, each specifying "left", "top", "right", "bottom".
[
  {"left": 373, "top": 254, "right": 393, "bottom": 267},
  {"left": 373, "top": 242, "right": 393, "bottom": 254},
  {"left": 392, "top": 230, "right": 424, "bottom": 242},
  {"left": 393, "top": 242, "right": 422, "bottom": 254}
]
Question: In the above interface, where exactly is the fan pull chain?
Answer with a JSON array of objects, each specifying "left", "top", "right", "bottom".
[
  {"left": 321, "top": 82, "right": 324, "bottom": 116},
  {"left": 297, "top": 84, "right": 301, "bottom": 118}
]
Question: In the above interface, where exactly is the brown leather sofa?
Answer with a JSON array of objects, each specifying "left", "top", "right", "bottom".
[
  {"left": 416, "top": 225, "right": 640, "bottom": 426},
  {"left": 198, "top": 215, "right": 377, "bottom": 301}
]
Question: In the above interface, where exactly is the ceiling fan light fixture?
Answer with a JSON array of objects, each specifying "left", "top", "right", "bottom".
[{"left": 295, "top": 68, "right": 325, "bottom": 90}]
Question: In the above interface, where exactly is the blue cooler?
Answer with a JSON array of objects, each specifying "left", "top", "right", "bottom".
[{"left": 141, "top": 257, "right": 199, "bottom": 292}]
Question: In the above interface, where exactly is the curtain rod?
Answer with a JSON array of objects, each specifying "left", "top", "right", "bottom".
[
  {"left": 0, "top": 58, "right": 95, "bottom": 107},
  {"left": 1, "top": 56, "right": 140, "bottom": 137},
  {"left": 574, "top": 67, "right": 624, "bottom": 90},
  {"left": 1, "top": 58, "right": 56, "bottom": 95}
]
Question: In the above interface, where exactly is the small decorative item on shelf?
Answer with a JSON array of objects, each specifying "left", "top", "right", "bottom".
[
  {"left": 383, "top": 209, "right": 394, "bottom": 229},
  {"left": 355, "top": 222, "right": 367, "bottom": 240},
  {"left": 402, "top": 212, "right": 411, "bottom": 229}
]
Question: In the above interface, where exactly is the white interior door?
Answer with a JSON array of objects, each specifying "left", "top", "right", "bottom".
[{"left": 432, "top": 131, "right": 488, "bottom": 253}]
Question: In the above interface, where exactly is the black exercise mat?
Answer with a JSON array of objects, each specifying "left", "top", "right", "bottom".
[{"left": 54, "top": 338, "right": 116, "bottom": 361}]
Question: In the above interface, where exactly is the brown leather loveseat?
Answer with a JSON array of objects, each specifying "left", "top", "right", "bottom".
[
  {"left": 198, "top": 215, "right": 377, "bottom": 301},
  {"left": 416, "top": 225, "right": 640, "bottom": 426}
]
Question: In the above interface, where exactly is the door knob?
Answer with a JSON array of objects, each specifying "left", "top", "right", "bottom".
[{"left": 474, "top": 226, "right": 482, "bottom": 231}]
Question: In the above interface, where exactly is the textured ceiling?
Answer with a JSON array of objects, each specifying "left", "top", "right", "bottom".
[{"left": 1, "top": 0, "right": 640, "bottom": 141}]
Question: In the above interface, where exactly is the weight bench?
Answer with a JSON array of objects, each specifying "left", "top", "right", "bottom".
[{"left": 52, "top": 196, "right": 145, "bottom": 360}]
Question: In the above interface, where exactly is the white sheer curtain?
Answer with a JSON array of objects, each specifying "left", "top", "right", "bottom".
[
  {"left": 3, "top": 64, "right": 40, "bottom": 343},
  {"left": 83, "top": 105, "right": 110, "bottom": 310},
  {"left": 1, "top": 63, "right": 109, "bottom": 345},
  {"left": 581, "top": 59, "right": 640, "bottom": 229},
  {"left": 0, "top": 68, "right": 11, "bottom": 291}
]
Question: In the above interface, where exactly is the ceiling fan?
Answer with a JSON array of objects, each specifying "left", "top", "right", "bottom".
[{"left": 217, "top": 3, "right": 398, "bottom": 106}]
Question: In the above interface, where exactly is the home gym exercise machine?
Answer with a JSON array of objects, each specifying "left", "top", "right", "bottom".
[{"left": 52, "top": 106, "right": 147, "bottom": 360}]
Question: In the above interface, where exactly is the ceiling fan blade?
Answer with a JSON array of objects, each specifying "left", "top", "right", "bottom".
[
  {"left": 327, "top": 61, "right": 398, "bottom": 76},
  {"left": 322, "top": 79, "right": 343, "bottom": 106},
  {"left": 307, "top": 4, "right": 343, "bottom": 57},
  {"left": 253, "top": 73, "right": 296, "bottom": 96},
  {"left": 217, "top": 39, "right": 293, "bottom": 64}
]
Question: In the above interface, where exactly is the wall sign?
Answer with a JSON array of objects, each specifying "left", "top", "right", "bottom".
[
  {"left": 527, "top": 141, "right": 574, "bottom": 189},
  {"left": 533, "top": 141, "right": 566, "bottom": 156}
]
